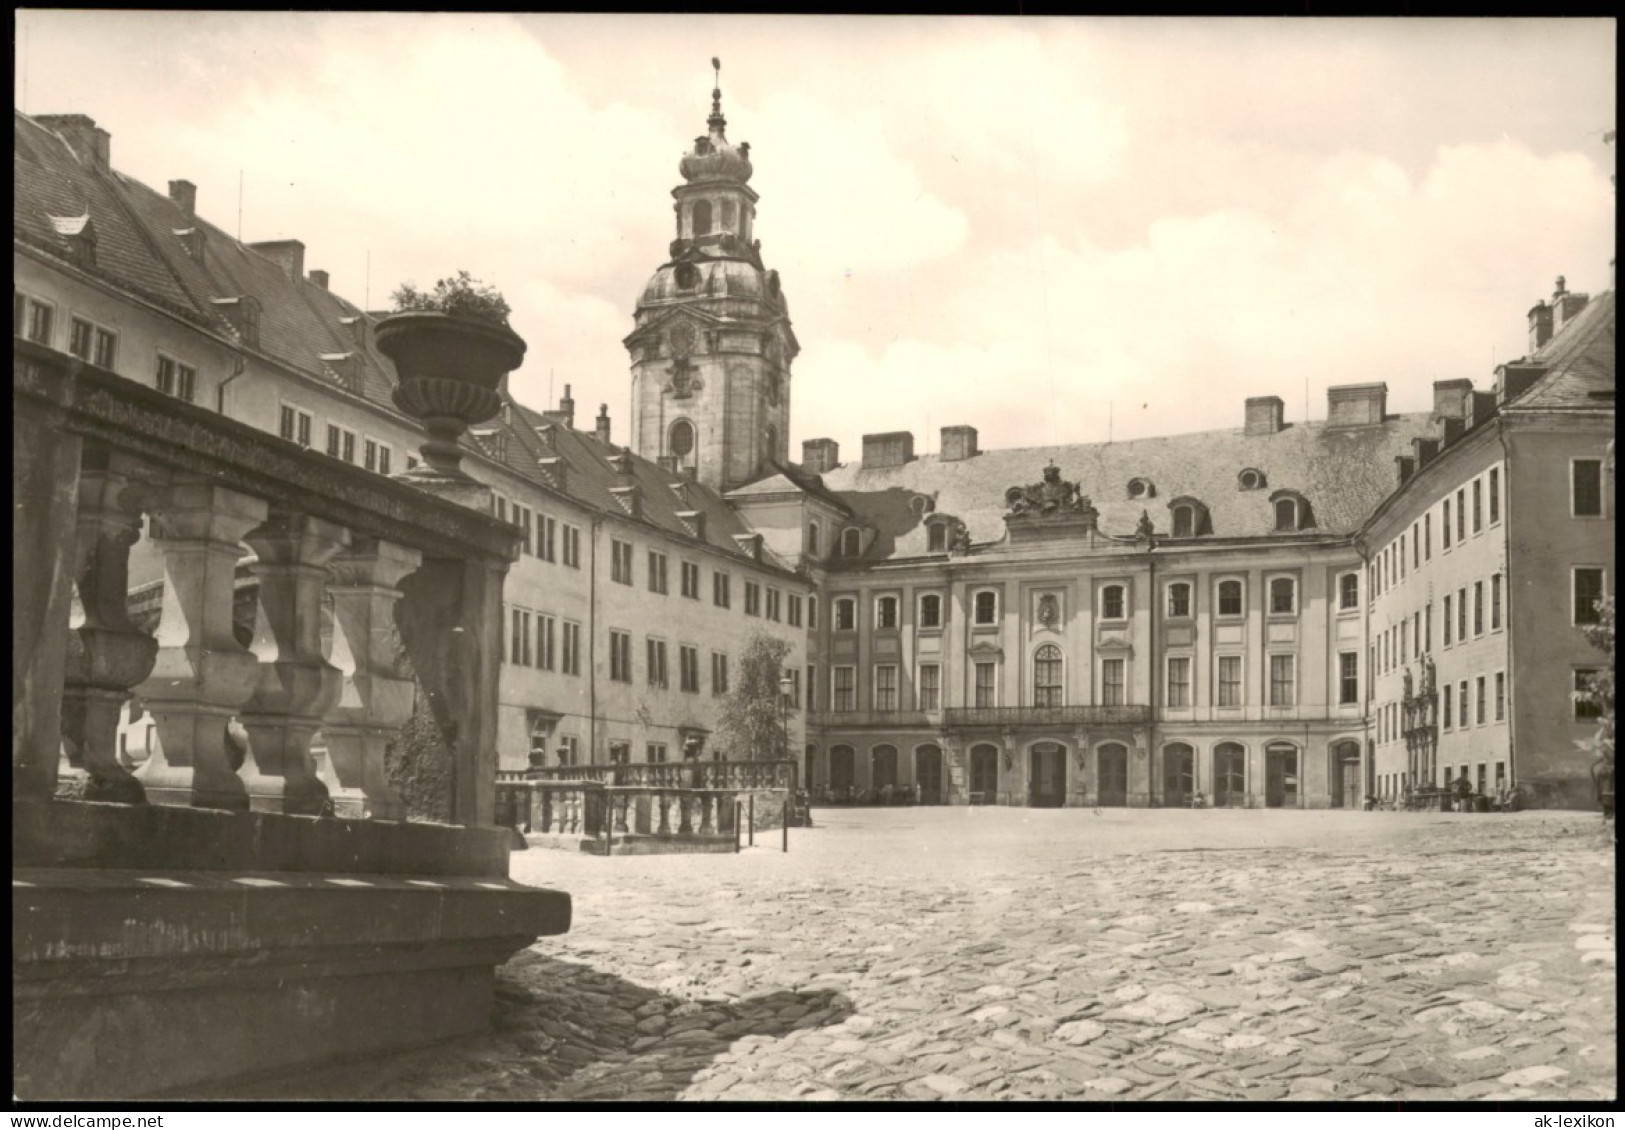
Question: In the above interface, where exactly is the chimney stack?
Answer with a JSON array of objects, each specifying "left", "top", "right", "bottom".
[
  {"left": 1528, "top": 301, "right": 1553, "bottom": 353},
  {"left": 249, "top": 239, "right": 305, "bottom": 283},
  {"left": 595, "top": 404, "right": 611, "bottom": 445},
  {"left": 1412, "top": 436, "right": 1440, "bottom": 470},
  {"left": 1395, "top": 454, "right": 1416, "bottom": 488},
  {"left": 308, "top": 269, "right": 329, "bottom": 290},
  {"left": 1325, "top": 382, "right": 1388, "bottom": 429},
  {"left": 168, "top": 179, "right": 197, "bottom": 217},
  {"left": 36, "top": 115, "right": 110, "bottom": 171},
  {"left": 801, "top": 438, "right": 839, "bottom": 474},
  {"left": 1551, "top": 276, "right": 1590, "bottom": 334},
  {"left": 1244, "top": 396, "right": 1285, "bottom": 436},
  {"left": 861, "top": 431, "right": 914, "bottom": 470},
  {"left": 1432, "top": 379, "right": 1473, "bottom": 421},
  {"left": 939, "top": 425, "right": 979, "bottom": 462},
  {"left": 543, "top": 384, "right": 576, "bottom": 430}
]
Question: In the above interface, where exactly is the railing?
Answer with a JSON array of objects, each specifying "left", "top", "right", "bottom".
[
  {"left": 517, "top": 759, "right": 797, "bottom": 791},
  {"left": 942, "top": 705, "right": 1152, "bottom": 728},
  {"left": 808, "top": 709, "right": 933, "bottom": 728},
  {"left": 13, "top": 338, "right": 521, "bottom": 826}
]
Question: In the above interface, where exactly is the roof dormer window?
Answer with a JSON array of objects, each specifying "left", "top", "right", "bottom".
[
  {"left": 1127, "top": 477, "right": 1156, "bottom": 500},
  {"left": 1238, "top": 468, "right": 1266, "bottom": 491},
  {"left": 1168, "top": 497, "right": 1211, "bottom": 538},
  {"left": 1269, "top": 489, "right": 1314, "bottom": 532}
]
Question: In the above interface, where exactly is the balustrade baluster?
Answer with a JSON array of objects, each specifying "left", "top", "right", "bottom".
[
  {"left": 613, "top": 790, "right": 630, "bottom": 834},
  {"left": 699, "top": 793, "right": 715, "bottom": 835},
  {"left": 656, "top": 790, "right": 671, "bottom": 835},
  {"left": 134, "top": 482, "right": 270, "bottom": 810},
  {"left": 321, "top": 538, "right": 421, "bottom": 821},
  {"left": 61, "top": 451, "right": 159, "bottom": 804},
  {"left": 677, "top": 793, "right": 694, "bottom": 835},
  {"left": 236, "top": 512, "right": 351, "bottom": 815}
]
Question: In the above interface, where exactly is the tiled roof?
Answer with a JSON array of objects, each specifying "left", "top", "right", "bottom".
[
  {"left": 1508, "top": 289, "right": 1615, "bottom": 413},
  {"left": 813, "top": 414, "right": 1438, "bottom": 561},
  {"left": 725, "top": 460, "right": 855, "bottom": 516}
]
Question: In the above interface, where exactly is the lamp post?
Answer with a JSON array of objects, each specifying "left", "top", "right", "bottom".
[{"left": 778, "top": 670, "right": 794, "bottom": 766}]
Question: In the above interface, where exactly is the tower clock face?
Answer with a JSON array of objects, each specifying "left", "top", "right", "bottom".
[{"left": 669, "top": 322, "right": 698, "bottom": 358}]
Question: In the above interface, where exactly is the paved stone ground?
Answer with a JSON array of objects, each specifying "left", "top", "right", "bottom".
[{"left": 247, "top": 808, "right": 1615, "bottom": 1103}]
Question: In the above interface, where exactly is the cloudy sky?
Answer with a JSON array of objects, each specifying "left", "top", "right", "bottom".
[{"left": 15, "top": 13, "right": 1616, "bottom": 452}]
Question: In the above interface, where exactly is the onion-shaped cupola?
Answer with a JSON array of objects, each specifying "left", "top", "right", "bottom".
[{"left": 679, "top": 62, "right": 754, "bottom": 186}]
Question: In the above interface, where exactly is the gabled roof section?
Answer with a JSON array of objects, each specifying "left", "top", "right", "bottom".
[
  {"left": 816, "top": 414, "right": 1436, "bottom": 560},
  {"left": 1506, "top": 289, "right": 1615, "bottom": 413},
  {"left": 724, "top": 460, "right": 855, "bottom": 516}
]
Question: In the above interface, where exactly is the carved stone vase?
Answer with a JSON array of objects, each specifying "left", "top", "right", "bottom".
[{"left": 373, "top": 312, "right": 527, "bottom": 479}]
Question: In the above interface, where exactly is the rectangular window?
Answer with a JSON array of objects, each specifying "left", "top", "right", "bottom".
[
  {"left": 1458, "top": 681, "right": 1469, "bottom": 730},
  {"left": 279, "top": 403, "right": 312, "bottom": 447},
  {"left": 874, "top": 665, "right": 898, "bottom": 712},
  {"left": 1475, "top": 675, "right": 1486, "bottom": 726},
  {"left": 744, "top": 581, "right": 761, "bottom": 617},
  {"left": 1469, "top": 581, "right": 1482, "bottom": 636},
  {"left": 790, "top": 669, "right": 802, "bottom": 709},
  {"left": 1217, "top": 656, "right": 1242, "bottom": 707},
  {"left": 562, "top": 621, "right": 581, "bottom": 676},
  {"left": 787, "top": 594, "right": 802, "bottom": 627},
  {"left": 609, "top": 630, "right": 632, "bottom": 682},
  {"left": 1339, "top": 574, "right": 1359, "bottom": 611},
  {"left": 1495, "top": 671, "right": 1506, "bottom": 721},
  {"left": 1472, "top": 479, "right": 1483, "bottom": 534},
  {"left": 1269, "top": 654, "right": 1296, "bottom": 707},
  {"left": 557, "top": 735, "right": 579, "bottom": 766},
  {"left": 1456, "top": 488, "right": 1466, "bottom": 543},
  {"left": 679, "top": 645, "right": 699, "bottom": 693},
  {"left": 1269, "top": 577, "right": 1296, "bottom": 615},
  {"left": 648, "top": 551, "right": 668, "bottom": 594},
  {"left": 1572, "top": 459, "right": 1603, "bottom": 517},
  {"left": 832, "top": 665, "right": 854, "bottom": 711},
  {"left": 974, "top": 662, "right": 998, "bottom": 709},
  {"left": 681, "top": 561, "right": 700, "bottom": 599},
  {"left": 807, "top": 665, "right": 817, "bottom": 711},
  {"left": 876, "top": 595, "right": 899, "bottom": 629},
  {"left": 712, "top": 652, "right": 730, "bottom": 696},
  {"left": 1398, "top": 534, "right": 1406, "bottom": 579},
  {"left": 1488, "top": 467, "right": 1501, "bottom": 525},
  {"left": 1413, "top": 524, "right": 1420, "bottom": 570},
  {"left": 69, "top": 316, "right": 93, "bottom": 360},
  {"left": 364, "top": 438, "right": 380, "bottom": 473},
  {"left": 809, "top": 596, "right": 818, "bottom": 630},
  {"left": 536, "top": 614, "right": 555, "bottom": 671},
  {"left": 647, "top": 743, "right": 668, "bottom": 764},
  {"left": 917, "top": 664, "right": 940, "bottom": 712},
  {"left": 155, "top": 356, "right": 197, "bottom": 403},
  {"left": 1101, "top": 585, "right": 1125, "bottom": 620},
  {"left": 1424, "top": 603, "right": 1433, "bottom": 653},
  {"left": 533, "top": 516, "right": 554, "bottom": 562},
  {"left": 1339, "top": 652, "right": 1358, "bottom": 706},
  {"left": 1575, "top": 669, "right": 1601, "bottom": 720},
  {"left": 713, "top": 572, "right": 731, "bottom": 609},
  {"left": 509, "top": 608, "right": 528, "bottom": 667},
  {"left": 22, "top": 295, "right": 54, "bottom": 344},
  {"left": 511, "top": 506, "right": 532, "bottom": 556},
  {"left": 1574, "top": 568, "right": 1604, "bottom": 625},
  {"left": 1424, "top": 513, "right": 1432, "bottom": 560},
  {"left": 919, "top": 593, "right": 943, "bottom": 628},
  {"left": 1166, "top": 656, "right": 1191, "bottom": 708},
  {"left": 1457, "top": 588, "right": 1467, "bottom": 641},
  {"left": 1443, "top": 595, "right": 1453, "bottom": 647},
  {"left": 1101, "top": 659, "right": 1125, "bottom": 707},
  {"left": 1401, "top": 619, "right": 1409, "bottom": 662},
  {"left": 326, "top": 424, "right": 356, "bottom": 463},
  {"left": 766, "top": 589, "right": 781, "bottom": 621},
  {"left": 974, "top": 590, "right": 999, "bottom": 625},
  {"left": 1443, "top": 684, "right": 1453, "bottom": 729},
  {"left": 1167, "top": 583, "right": 1192, "bottom": 619},
  {"left": 559, "top": 523, "right": 576, "bottom": 567},
  {"left": 1443, "top": 499, "right": 1452, "bottom": 549},
  {"left": 495, "top": 497, "right": 507, "bottom": 524},
  {"left": 1491, "top": 574, "right": 1502, "bottom": 630},
  {"left": 834, "top": 598, "right": 855, "bottom": 631},
  {"left": 611, "top": 540, "right": 633, "bottom": 586},
  {"left": 646, "top": 638, "right": 668, "bottom": 688}
]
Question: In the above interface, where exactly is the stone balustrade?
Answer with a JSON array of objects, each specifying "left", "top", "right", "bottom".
[{"left": 497, "top": 771, "right": 782, "bottom": 855}]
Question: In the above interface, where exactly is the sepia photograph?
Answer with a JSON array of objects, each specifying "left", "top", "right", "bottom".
[{"left": 10, "top": 12, "right": 1616, "bottom": 1109}]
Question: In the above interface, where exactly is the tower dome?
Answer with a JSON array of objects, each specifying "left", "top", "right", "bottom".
[{"left": 679, "top": 61, "right": 753, "bottom": 185}]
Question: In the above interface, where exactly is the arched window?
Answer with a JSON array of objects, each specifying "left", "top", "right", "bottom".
[
  {"left": 1217, "top": 579, "right": 1244, "bottom": 617},
  {"left": 1339, "top": 572, "right": 1359, "bottom": 611},
  {"left": 973, "top": 590, "right": 998, "bottom": 625},
  {"left": 764, "top": 423, "right": 779, "bottom": 463},
  {"left": 1101, "top": 584, "right": 1126, "bottom": 621},
  {"left": 1274, "top": 498, "right": 1298, "bottom": 532},
  {"left": 720, "top": 199, "right": 737, "bottom": 231},
  {"left": 870, "top": 745, "right": 898, "bottom": 793},
  {"left": 1269, "top": 577, "right": 1297, "bottom": 615},
  {"left": 1033, "top": 644, "right": 1064, "bottom": 708},
  {"left": 692, "top": 200, "right": 713, "bottom": 237},
  {"left": 841, "top": 528, "right": 861, "bottom": 558},
  {"left": 806, "top": 521, "right": 820, "bottom": 554},
  {"left": 1167, "top": 582, "right": 1192, "bottom": 618},
  {"left": 1238, "top": 468, "right": 1265, "bottom": 491},
  {"left": 668, "top": 419, "right": 694, "bottom": 459},
  {"left": 1162, "top": 742, "right": 1195, "bottom": 806}
]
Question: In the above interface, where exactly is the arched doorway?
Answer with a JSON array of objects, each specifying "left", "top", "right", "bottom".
[
  {"left": 915, "top": 745, "right": 943, "bottom": 805},
  {"left": 829, "top": 745, "right": 855, "bottom": 801},
  {"left": 1029, "top": 741, "right": 1067, "bottom": 807},
  {"left": 1163, "top": 743, "right": 1195, "bottom": 807},
  {"left": 1096, "top": 743, "right": 1129, "bottom": 807},
  {"left": 1331, "top": 740, "right": 1360, "bottom": 808},
  {"left": 1266, "top": 742, "right": 1299, "bottom": 808},
  {"left": 1214, "top": 743, "right": 1246, "bottom": 807},
  {"left": 871, "top": 744, "right": 899, "bottom": 799},
  {"left": 969, "top": 744, "right": 999, "bottom": 805}
]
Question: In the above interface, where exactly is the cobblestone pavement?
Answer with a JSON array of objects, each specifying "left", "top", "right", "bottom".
[{"left": 252, "top": 809, "right": 1615, "bottom": 1103}]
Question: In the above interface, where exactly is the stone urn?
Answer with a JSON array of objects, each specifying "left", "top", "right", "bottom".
[{"left": 373, "top": 312, "right": 527, "bottom": 478}]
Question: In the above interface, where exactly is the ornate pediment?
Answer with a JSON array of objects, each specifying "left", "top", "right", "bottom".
[{"left": 1005, "top": 465, "right": 1095, "bottom": 519}]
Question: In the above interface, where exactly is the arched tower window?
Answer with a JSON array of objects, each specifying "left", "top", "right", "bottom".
[
  {"left": 720, "top": 199, "right": 737, "bottom": 231},
  {"left": 807, "top": 521, "right": 820, "bottom": 555},
  {"left": 668, "top": 419, "right": 696, "bottom": 473},
  {"left": 692, "top": 200, "right": 713, "bottom": 237}
]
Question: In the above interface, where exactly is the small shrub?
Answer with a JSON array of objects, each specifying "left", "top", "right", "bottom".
[{"left": 390, "top": 270, "right": 512, "bottom": 328}]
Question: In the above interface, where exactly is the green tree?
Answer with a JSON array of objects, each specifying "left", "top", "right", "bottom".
[{"left": 715, "top": 631, "right": 794, "bottom": 761}]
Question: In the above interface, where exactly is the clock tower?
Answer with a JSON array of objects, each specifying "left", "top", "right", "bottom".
[{"left": 625, "top": 61, "right": 798, "bottom": 493}]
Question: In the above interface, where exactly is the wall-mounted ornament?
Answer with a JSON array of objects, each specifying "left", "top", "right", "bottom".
[{"left": 1038, "top": 594, "right": 1060, "bottom": 628}]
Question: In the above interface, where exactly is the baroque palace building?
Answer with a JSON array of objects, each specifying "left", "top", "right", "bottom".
[{"left": 15, "top": 84, "right": 1614, "bottom": 809}]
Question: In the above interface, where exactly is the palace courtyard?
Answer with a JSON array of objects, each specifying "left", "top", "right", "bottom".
[{"left": 228, "top": 807, "right": 1615, "bottom": 1103}]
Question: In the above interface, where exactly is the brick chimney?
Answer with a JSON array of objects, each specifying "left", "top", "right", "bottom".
[
  {"left": 249, "top": 239, "right": 305, "bottom": 282},
  {"left": 1550, "top": 276, "right": 1590, "bottom": 334},
  {"left": 1326, "top": 382, "right": 1388, "bottom": 429},
  {"left": 1412, "top": 436, "right": 1440, "bottom": 470},
  {"left": 595, "top": 404, "right": 612, "bottom": 445},
  {"left": 862, "top": 431, "right": 914, "bottom": 470},
  {"left": 1394, "top": 454, "right": 1416, "bottom": 488},
  {"left": 1244, "top": 396, "right": 1284, "bottom": 436},
  {"left": 802, "top": 438, "right": 839, "bottom": 474},
  {"left": 542, "top": 384, "right": 576, "bottom": 430},
  {"left": 940, "top": 425, "right": 979, "bottom": 462},
  {"left": 36, "top": 115, "right": 110, "bottom": 171},
  {"left": 1432, "top": 379, "right": 1473, "bottom": 421},
  {"left": 1528, "top": 301, "right": 1553, "bottom": 353},
  {"left": 168, "top": 179, "right": 197, "bottom": 218},
  {"left": 308, "top": 269, "right": 329, "bottom": 290}
]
